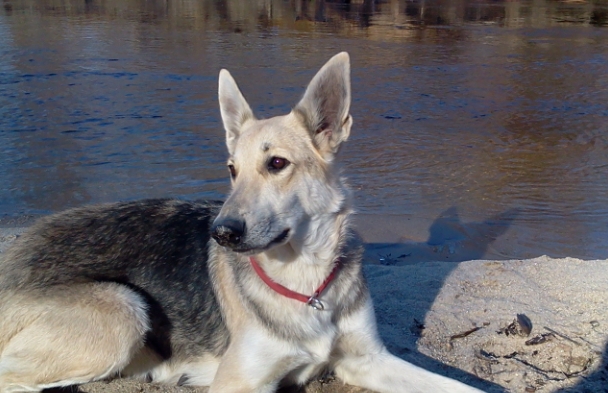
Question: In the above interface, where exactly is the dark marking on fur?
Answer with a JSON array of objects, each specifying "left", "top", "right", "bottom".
[
  {"left": 177, "top": 374, "right": 189, "bottom": 386},
  {"left": 124, "top": 283, "right": 174, "bottom": 360}
]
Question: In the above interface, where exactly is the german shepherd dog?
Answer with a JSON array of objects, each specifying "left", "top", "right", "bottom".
[{"left": 0, "top": 53, "right": 483, "bottom": 393}]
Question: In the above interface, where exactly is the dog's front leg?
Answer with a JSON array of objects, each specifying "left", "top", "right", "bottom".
[
  {"left": 332, "top": 297, "right": 485, "bottom": 393},
  {"left": 209, "top": 327, "right": 301, "bottom": 393}
]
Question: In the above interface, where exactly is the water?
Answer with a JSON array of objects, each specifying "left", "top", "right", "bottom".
[{"left": 1, "top": 0, "right": 607, "bottom": 259}]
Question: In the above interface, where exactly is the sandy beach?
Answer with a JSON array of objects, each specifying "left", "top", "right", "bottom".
[{"left": 0, "top": 220, "right": 606, "bottom": 393}]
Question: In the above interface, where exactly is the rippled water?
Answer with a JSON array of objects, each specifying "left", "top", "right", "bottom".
[{"left": 1, "top": 0, "right": 607, "bottom": 259}]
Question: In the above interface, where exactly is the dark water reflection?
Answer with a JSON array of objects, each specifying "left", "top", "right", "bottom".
[{"left": 1, "top": 0, "right": 607, "bottom": 259}]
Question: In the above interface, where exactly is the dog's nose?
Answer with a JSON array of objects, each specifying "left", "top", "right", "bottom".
[{"left": 211, "top": 218, "right": 245, "bottom": 248}]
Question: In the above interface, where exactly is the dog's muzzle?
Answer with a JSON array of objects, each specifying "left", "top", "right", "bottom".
[{"left": 211, "top": 218, "right": 245, "bottom": 248}]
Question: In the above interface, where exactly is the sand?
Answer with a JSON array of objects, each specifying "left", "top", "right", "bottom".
[{"left": 0, "top": 222, "right": 606, "bottom": 393}]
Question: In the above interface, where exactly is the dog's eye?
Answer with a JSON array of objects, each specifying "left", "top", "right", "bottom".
[
  {"left": 268, "top": 157, "right": 290, "bottom": 172},
  {"left": 228, "top": 164, "right": 237, "bottom": 179}
]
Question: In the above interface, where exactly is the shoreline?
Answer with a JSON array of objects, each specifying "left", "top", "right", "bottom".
[{"left": 1, "top": 225, "right": 606, "bottom": 393}]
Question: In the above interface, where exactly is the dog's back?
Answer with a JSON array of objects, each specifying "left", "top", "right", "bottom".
[{"left": 1, "top": 199, "right": 219, "bottom": 288}]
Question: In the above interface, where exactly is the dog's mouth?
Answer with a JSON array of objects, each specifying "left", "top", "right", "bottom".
[
  {"left": 269, "top": 228, "right": 290, "bottom": 246},
  {"left": 232, "top": 228, "right": 291, "bottom": 254}
]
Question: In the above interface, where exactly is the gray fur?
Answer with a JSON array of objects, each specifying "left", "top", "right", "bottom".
[{"left": 0, "top": 199, "right": 229, "bottom": 359}]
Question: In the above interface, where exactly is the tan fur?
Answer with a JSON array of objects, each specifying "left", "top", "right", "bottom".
[{"left": 0, "top": 284, "right": 148, "bottom": 391}]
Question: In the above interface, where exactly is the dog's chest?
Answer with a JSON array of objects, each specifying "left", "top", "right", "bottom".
[{"left": 283, "top": 326, "right": 337, "bottom": 385}]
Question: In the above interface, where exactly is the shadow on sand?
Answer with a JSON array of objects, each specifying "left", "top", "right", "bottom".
[
  {"left": 363, "top": 207, "right": 520, "bottom": 266},
  {"left": 556, "top": 347, "right": 608, "bottom": 393},
  {"left": 362, "top": 207, "right": 521, "bottom": 393}
]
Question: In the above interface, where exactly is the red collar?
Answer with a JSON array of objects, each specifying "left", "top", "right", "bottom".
[{"left": 249, "top": 256, "right": 340, "bottom": 311}]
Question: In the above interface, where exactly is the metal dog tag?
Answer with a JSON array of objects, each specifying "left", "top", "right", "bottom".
[{"left": 307, "top": 296, "right": 324, "bottom": 311}]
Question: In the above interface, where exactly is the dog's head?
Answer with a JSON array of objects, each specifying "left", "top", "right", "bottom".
[{"left": 211, "top": 52, "right": 352, "bottom": 255}]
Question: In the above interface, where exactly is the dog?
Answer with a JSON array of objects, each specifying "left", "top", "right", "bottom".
[{"left": 0, "top": 53, "right": 483, "bottom": 393}]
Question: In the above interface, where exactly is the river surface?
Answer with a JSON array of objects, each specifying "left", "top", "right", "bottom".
[{"left": 1, "top": 0, "right": 607, "bottom": 260}]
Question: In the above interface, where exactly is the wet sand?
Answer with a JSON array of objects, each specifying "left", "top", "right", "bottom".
[{"left": 1, "top": 223, "right": 606, "bottom": 393}]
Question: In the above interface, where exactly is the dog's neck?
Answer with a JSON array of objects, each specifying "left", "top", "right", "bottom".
[
  {"left": 265, "top": 208, "right": 350, "bottom": 262},
  {"left": 254, "top": 204, "right": 352, "bottom": 295}
]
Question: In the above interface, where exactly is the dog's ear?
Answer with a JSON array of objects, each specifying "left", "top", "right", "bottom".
[
  {"left": 218, "top": 69, "right": 255, "bottom": 155},
  {"left": 294, "top": 52, "right": 352, "bottom": 161}
]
